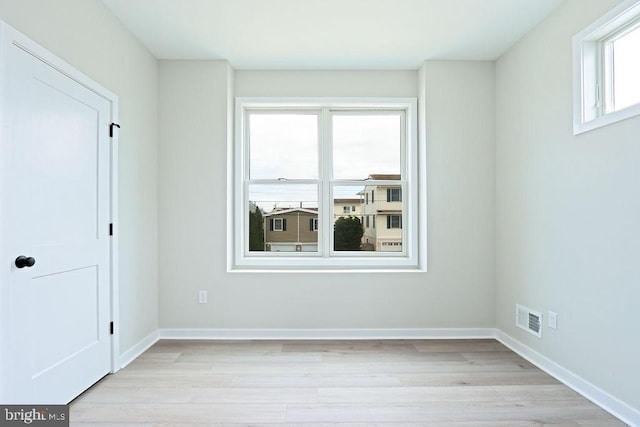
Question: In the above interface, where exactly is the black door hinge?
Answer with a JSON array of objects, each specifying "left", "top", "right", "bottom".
[
  {"left": 110, "top": 321, "right": 114, "bottom": 335},
  {"left": 109, "top": 223, "right": 113, "bottom": 236},
  {"left": 110, "top": 123, "right": 121, "bottom": 138}
]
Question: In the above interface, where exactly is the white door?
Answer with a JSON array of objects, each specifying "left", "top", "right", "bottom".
[{"left": 0, "top": 24, "right": 114, "bottom": 404}]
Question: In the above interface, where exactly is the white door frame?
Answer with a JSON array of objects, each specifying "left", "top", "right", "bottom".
[{"left": 0, "top": 21, "right": 120, "bottom": 400}]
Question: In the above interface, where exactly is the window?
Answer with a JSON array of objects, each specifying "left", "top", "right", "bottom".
[
  {"left": 233, "top": 98, "right": 422, "bottom": 270},
  {"left": 387, "top": 215, "right": 402, "bottom": 229},
  {"left": 387, "top": 188, "right": 402, "bottom": 202},
  {"left": 272, "top": 218, "right": 284, "bottom": 231},
  {"left": 573, "top": 0, "right": 640, "bottom": 134}
]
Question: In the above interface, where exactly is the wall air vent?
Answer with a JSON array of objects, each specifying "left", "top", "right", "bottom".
[{"left": 516, "top": 304, "right": 543, "bottom": 338}]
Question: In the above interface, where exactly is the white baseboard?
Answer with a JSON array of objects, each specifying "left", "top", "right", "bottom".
[
  {"left": 496, "top": 330, "right": 639, "bottom": 427},
  {"left": 117, "top": 330, "right": 159, "bottom": 370},
  {"left": 157, "top": 328, "right": 495, "bottom": 340}
]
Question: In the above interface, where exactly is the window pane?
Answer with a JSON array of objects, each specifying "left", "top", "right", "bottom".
[
  {"left": 364, "top": 183, "right": 403, "bottom": 252},
  {"left": 332, "top": 183, "right": 404, "bottom": 252},
  {"left": 333, "top": 186, "right": 364, "bottom": 251},
  {"left": 248, "top": 184, "right": 318, "bottom": 253},
  {"left": 613, "top": 25, "right": 640, "bottom": 111},
  {"left": 332, "top": 114, "right": 401, "bottom": 180},
  {"left": 249, "top": 114, "right": 318, "bottom": 179}
]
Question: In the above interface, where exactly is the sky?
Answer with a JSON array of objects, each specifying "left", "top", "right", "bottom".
[
  {"left": 612, "top": 25, "right": 640, "bottom": 111},
  {"left": 248, "top": 113, "right": 401, "bottom": 212}
]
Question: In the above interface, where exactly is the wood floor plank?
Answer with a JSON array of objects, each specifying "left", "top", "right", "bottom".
[
  {"left": 411, "top": 339, "right": 510, "bottom": 353},
  {"left": 285, "top": 401, "right": 618, "bottom": 423},
  {"left": 150, "top": 340, "right": 284, "bottom": 354},
  {"left": 176, "top": 352, "right": 323, "bottom": 363},
  {"left": 231, "top": 373, "right": 402, "bottom": 387},
  {"left": 132, "top": 351, "right": 182, "bottom": 363},
  {"left": 71, "top": 402, "right": 288, "bottom": 423},
  {"left": 317, "top": 386, "right": 504, "bottom": 403},
  {"left": 281, "top": 340, "right": 420, "bottom": 354},
  {"left": 92, "top": 372, "right": 234, "bottom": 388},
  {"left": 206, "top": 361, "right": 370, "bottom": 375},
  {"left": 122, "top": 361, "right": 220, "bottom": 372},
  {"left": 461, "top": 350, "right": 529, "bottom": 362},
  {"left": 493, "top": 384, "right": 585, "bottom": 402},
  {"left": 363, "top": 360, "right": 537, "bottom": 374},
  {"left": 77, "top": 386, "right": 319, "bottom": 404},
  {"left": 396, "top": 371, "right": 561, "bottom": 386},
  {"left": 317, "top": 385, "right": 590, "bottom": 405},
  {"left": 320, "top": 351, "right": 468, "bottom": 363}
]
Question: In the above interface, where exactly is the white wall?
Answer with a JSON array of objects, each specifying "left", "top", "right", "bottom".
[
  {"left": 496, "top": 0, "right": 640, "bottom": 412},
  {"left": 158, "top": 60, "right": 232, "bottom": 328},
  {"left": 0, "top": 0, "right": 159, "bottom": 355},
  {"left": 234, "top": 70, "right": 417, "bottom": 98},
  {"left": 158, "top": 66, "right": 495, "bottom": 331}
]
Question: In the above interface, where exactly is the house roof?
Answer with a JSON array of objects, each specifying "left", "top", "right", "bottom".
[
  {"left": 264, "top": 208, "right": 318, "bottom": 217},
  {"left": 335, "top": 198, "right": 361, "bottom": 204},
  {"left": 368, "top": 174, "right": 401, "bottom": 180}
]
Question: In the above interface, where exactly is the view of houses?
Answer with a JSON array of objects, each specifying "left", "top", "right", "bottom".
[
  {"left": 360, "top": 174, "right": 404, "bottom": 252},
  {"left": 252, "top": 175, "right": 403, "bottom": 252},
  {"left": 263, "top": 207, "right": 318, "bottom": 252}
]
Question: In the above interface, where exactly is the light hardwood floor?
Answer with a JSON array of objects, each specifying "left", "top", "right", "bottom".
[{"left": 70, "top": 339, "right": 626, "bottom": 426}]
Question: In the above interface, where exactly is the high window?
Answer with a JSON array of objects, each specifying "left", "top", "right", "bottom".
[
  {"left": 232, "top": 98, "right": 422, "bottom": 270},
  {"left": 573, "top": 0, "right": 640, "bottom": 134}
]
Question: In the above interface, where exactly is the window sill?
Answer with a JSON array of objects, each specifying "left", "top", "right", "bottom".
[
  {"left": 573, "top": 102, "right": 640, "bottom": 135},
  {"left": 227, "top": 266, "right": 427, "bottom": 274}
]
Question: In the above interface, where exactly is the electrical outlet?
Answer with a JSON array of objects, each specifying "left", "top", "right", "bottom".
[
  {"left": 548, "top": 311, "right": 557, "bottom": 329},
  {"left": 198, "top": 290, "right": 208, "bottom": 304}
]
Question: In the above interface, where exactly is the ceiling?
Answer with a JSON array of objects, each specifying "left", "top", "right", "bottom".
[{"left": 101, "top": 0, "right": 563, "bottom": 70}]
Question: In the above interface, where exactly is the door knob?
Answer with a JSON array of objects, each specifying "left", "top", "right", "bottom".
[{"left": 15, "top": 256, "right": 36, "bottom": 269}]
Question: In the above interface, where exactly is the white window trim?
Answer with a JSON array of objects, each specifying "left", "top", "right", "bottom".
[
  {"left": 230, "top": 97, "right": 424, "bottom": 272},
  {"left": 573, "top": 0, "right": 640, "bottom": 134}
]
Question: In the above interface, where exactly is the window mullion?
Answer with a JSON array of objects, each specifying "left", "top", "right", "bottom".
[
  {"left": 242, "top": 180, "right": 250, "bottom": 256},
  {"left": 601, "top": 40, "right": 614, "bottom": 113},
  {"left": 321, "top": 108, "right": 333, "bottom": 257}
]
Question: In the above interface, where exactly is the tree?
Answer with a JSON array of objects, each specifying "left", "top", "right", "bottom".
[
  {"left": 249, "top": 205, "right": 264, "bottom": 251},
  {"left": 334, "top": 216, "right": 363, "bottom": 251}
]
